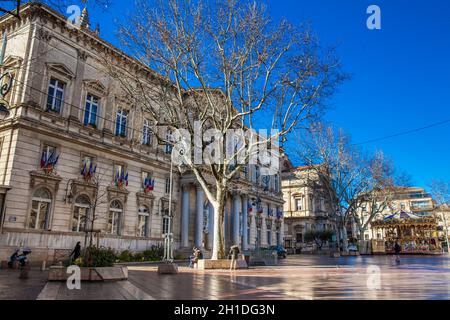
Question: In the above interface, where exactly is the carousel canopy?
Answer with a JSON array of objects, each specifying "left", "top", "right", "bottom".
[{"left": 383, "top": 211, "right": 421, "bottom": 221}]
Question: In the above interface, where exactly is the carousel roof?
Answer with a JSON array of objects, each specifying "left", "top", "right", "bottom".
[{"left": 383, "top": 211, "right": 421, "bottom": 221}]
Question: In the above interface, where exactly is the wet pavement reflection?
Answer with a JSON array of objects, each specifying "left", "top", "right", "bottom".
[{"left": 127, "top": 254, "right": 450, "bottom": 300}]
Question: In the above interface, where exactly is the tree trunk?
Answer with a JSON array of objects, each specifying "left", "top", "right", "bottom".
[
  {"left": 341, "top": 225, "right": 349, "bottom": 252},
  {"left": 211, "top": 188, "right": 226, "bottom": 260}
]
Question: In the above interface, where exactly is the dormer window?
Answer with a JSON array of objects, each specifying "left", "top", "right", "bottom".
[
  {"left": 84, "top": 93, "right": 99, "bottom": 127},
  {"left": 46, "top": 78, "right": 65, "bottom": 113}
]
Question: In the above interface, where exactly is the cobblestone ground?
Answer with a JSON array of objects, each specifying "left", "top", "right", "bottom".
[{"left": 2, "top": 255, "right": 450, "bottom": 300}]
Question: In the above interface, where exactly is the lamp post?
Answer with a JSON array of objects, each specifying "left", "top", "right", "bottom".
[{"left": 159, "top": 145, "right": 187, "bottom": 273}]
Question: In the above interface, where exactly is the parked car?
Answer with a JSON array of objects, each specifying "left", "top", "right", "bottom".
[
  {"left": 269, "top": 245, "right": 287, "bottom": 258},
  {"left": 347, "top": 244, "right": 358, "bottom": 252}
]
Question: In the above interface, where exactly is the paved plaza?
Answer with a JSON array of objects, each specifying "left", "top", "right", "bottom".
[{"left": 2, "top": 255, "right": 450, "bottom": 300}]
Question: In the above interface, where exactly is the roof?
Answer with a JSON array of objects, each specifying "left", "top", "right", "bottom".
[{"left": 383, "top": 211, "right": 422, "bottom": 221}]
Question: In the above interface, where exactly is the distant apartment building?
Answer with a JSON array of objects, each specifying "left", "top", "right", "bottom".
[{"left": 281, "top": 158, "right": 337, "bottom": 250}]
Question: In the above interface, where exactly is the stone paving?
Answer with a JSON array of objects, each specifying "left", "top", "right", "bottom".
[
  {"left": 2, "top": 254, "right": 450, "bottom": 300},
  {"left": 0, "top": 269, "right": 48, "bottom": 300}
]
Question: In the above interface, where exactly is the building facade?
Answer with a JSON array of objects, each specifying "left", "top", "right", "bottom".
[
  {"left": 0, "top": 3, "right": 284, "bottom": 262},
  {"left": 281, "top": 160, "right": 337, "bottom": 251}
]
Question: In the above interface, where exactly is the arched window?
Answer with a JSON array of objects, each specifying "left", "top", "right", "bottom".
[
  {"left": 28, "top": 188, "right": 52, "bottom": 230},
  {"left": 108, "top": 200, "right": 122, "bottom": 235},
  {"left": 72, "top": 195, "right": 90, "bottom": 232},
  {"left": 137, "top": 206, "right": 150, "bottom": 237}
]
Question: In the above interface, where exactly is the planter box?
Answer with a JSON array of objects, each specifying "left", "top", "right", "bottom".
[
  {"left": 48, "top": 266, "right": 128, "bottom": 282},
  {"left": 157, "top": 263, "right": 178, "bottom": 274},
  {"left": 196, "top": 259, "right": 248, "bottom": 270}
]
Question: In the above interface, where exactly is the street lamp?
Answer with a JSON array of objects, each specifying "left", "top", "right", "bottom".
[{"left": 159, "top": 145, "right": 188, "bottom": 273}]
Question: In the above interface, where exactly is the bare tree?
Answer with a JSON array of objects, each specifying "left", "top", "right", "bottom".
[
  {"left": 352, "top": 151, "right": 395, "bottom": 240},
  {"left": 429, "top": 179, "right": 450, "bottom": 252},
  {"left": 101, "top": 0, "right": 344, "bottom": 259},
  {"left": 299, "top": 123, "right": 376, "bottom": 251}
]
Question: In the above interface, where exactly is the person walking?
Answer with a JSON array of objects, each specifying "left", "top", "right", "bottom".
[
  {"left": 394, "top": 241, "right": 402, "bottom": 264},
  {"left": 229, "top": 244, "right": 240, "bottom": 271},
  {"left": 70, "top": 242, "right": 82, "bottom": 263},
  {"left": 189, "top": 247, "right": 197, "bottom": 268}
]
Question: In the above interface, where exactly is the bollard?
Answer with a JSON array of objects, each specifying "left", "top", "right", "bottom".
[
  {"left": 19, "top": 262, "right": 30, "bottom": 279},
  {"left": 41, "top": 260, "right": 46, "bottom": 271}
]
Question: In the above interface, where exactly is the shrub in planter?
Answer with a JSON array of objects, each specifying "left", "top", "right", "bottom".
[
  {"left": 84, "top": 246, "right": 116, "bottom": 267},
  {"left": 143, "top": 245, "right": 164, "bottom": 261},
  {"left": 133, "top": 252, "right": 144, "bottom": 262},
  {"left": 117, "top": 250, "right": 134, "bottom": 262}
]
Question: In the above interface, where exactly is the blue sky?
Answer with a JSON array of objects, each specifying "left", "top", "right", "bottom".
[{"left": 10, "top": 1, "right": 450, "bottom": 188}]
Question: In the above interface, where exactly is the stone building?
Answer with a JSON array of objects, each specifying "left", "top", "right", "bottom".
[
  {"left": 281, "top": 158, "right": 337, "bottom": 251},
  {"left": 0, "top": 3, "right": 284, "bottom": 262}
]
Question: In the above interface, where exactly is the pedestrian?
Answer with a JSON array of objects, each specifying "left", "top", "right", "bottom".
[
  {"left": 394, "top": 241, "right": 401, "bottom": 263},
  {"left": 192, "top": 248, "right": 202, "bottom": 268},
  {"left": 70, "top": 242, "right": 81, "bottom": 263},
  {"left": 229, "top": 244, "right": 240, "bottom": 271},
  {"left": 189, "top": 247, "right": 197, "bottom": 268}
]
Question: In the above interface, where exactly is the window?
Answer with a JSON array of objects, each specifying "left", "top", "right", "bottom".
[
  {"left": 247, "top": 227, "right": 251, "bottom": 245},
  {"left": 274, "top": 174, "right": 279, "bottom": 192},
  {"left": 262, "top": 176, "right": 270, "bottom": 190},
  {"left": 296, "top": 199, "right": 302, "bottom": 211},
  {"left": 82, "top": 155, "right": 93, "bottom": 169},
  {"left": 114, "top": 164, "right": 125, "bottom": 180},
  {"left": 115, "top": 109, "right": 128, "bottom": 137},
  {"left": 400, "top": 202, "right": 406, "bottom": 210},
  {"left": 28, "top": 188, "right": 52, "bottom": 230},
  {"left": 165, "top": 129, "right": 173, "bottom": 154},
  {"left": 72, "top": 195, "right": 90, "bottom": 232},
  {"left": 137, "top": 206, "right": 150, "bottom": 237},
  {"left": 142, "top": 119, "right": 152, "bottom": 146},
  {"left": 142, "top": 171, "right": 153, "bottom": 191},
  {"left": 84, "top": 94, "right": 99, "bottom": 126},
  {"left": 41, "top": 144, "right": 56, "bottom": 163},
  {"left": 296, "top": 232, "right": 303, "bottom": 243},
  {"left": 243, "top": 165, "right": 249, "bottom": 179},
  {"left": 162, "top": 215, "right": 170, "bottom": 235},
  {"left": 40, "top": 144, "right": 58, "bottom": 172},
  {"left": 46, "top": 78, "right": 65, "bottom": 113},
  {"left": 165, "top": 176, "right": 171, "bottom": 194},
  {"left": 107, "top": 200, "right": 122, "bottom": 235},
  {"left": 255, "top": 166, "right": 260, "bottom": 184}
]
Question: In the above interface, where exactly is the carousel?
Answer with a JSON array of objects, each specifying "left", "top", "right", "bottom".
[{"left": 371, "top": 211, "right": 442, "bottom": 255}]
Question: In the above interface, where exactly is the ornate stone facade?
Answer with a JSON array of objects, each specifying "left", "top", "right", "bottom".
[
  {"left": 281, "top": 158, "right": 337, "bottom": 251},
  {"left": 0, "top": 3, "right": 284, "bottom": 261}
]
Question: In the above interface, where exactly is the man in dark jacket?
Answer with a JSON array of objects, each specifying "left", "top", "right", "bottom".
[
  {"left": 394, "top": 241, "right": 401, "bottom": 263},
  {"left": 70, "top": 242, "right": 82, "bottom": 262}
]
